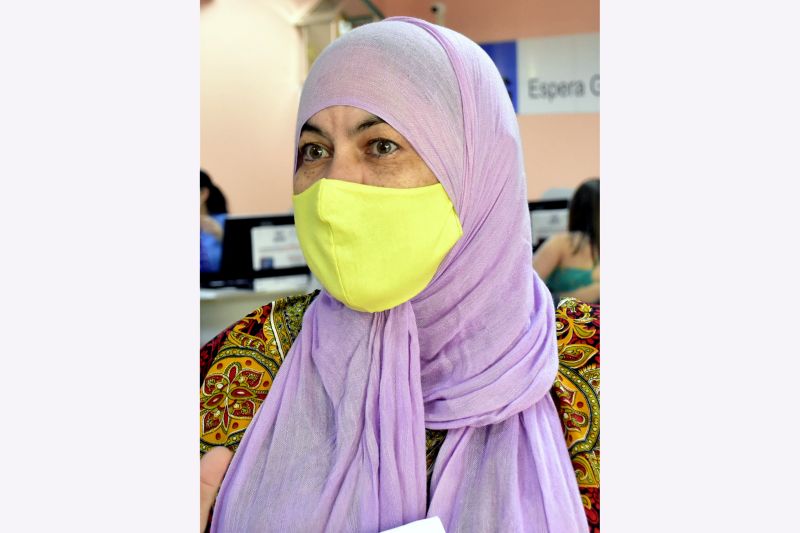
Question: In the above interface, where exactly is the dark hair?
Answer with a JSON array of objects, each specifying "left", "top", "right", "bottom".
[
  {"left": 200, "top": 169, "right": 228, "bottom": 215},
  {"left": 568, "top": 178, "right": 599, "bottom": 262}
]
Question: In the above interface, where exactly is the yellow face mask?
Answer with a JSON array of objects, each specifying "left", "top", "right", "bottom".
[{"left": 292, "top": 178, "right": 463, "bottom": 313}]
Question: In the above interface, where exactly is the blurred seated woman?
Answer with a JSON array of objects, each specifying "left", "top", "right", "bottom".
[
  {"left": 200, "top": 18, "right": 592, "bottom": 533},
  {"left": 200, "top": 169, "right": 227, "bottom": 273},
  {"left": 533, "top": 178, "right": 600, "bottom": 304}
]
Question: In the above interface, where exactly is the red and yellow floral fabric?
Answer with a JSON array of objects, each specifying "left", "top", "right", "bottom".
[
  {"left": 200, "top": 292, "right": 317, "bottom": 454},
  {"left": 200, "top": 293, "right": 600, "bottom": 530}
]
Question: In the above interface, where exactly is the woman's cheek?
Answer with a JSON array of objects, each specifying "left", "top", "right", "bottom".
[{"left": 293, "top": 167, "right": 319, "bottom": 194}]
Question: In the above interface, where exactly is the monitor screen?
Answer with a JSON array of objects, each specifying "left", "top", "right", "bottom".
[
  {"left": 529, "top": 199, "right": 569, "bottom": 252},
  {"left": 249, "top": 222, "right": 305, "bottom": 270},
  {"left": 202, "top": 214, "right": 310, "bottom": 289}
]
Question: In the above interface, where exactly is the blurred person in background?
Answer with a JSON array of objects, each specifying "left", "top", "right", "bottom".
[
  {"left": 200, "top": 169, "right": 227, "bottom": 273},
  {"left": 533, "top": 178, "right": 600, "bottom": 304}
]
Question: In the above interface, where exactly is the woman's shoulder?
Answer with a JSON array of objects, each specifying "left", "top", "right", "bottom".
[
  {"left": 200, "top": 290, "right": 319, "bottom": 454},
  {"left": 200, "top": 290, "right": 320, "bottom": 384},
  {"left": 558, "top": 232, "right": 596, "bottom": 265},
  {"left": 546, "top": 231, "right": 581, "bottom": 255},
  {"left": 564, "top": 230, "right": 591, "bottom": 247},
  {"left": 535, "top": 232, "right": 570, "bottom": 260},
  {"left": 547, "top": 231, "right": 573, "bottom": 246}
]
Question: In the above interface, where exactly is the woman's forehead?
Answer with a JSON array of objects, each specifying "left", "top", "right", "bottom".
[{"left": 302, "top": 105, "right": 392, "bottom": 134}]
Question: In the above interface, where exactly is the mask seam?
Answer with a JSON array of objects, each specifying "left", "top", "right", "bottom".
[
  {"left": 423, "top": 201, "right": 463, "bottom": 292},
  {"left": 319, "top": 180, "right": 354, "bottom": 308}
]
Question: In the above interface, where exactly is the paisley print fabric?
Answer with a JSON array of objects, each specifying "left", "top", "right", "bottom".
[
  {"left": 551, "top": 298, "right": 601, "bottom": 533},
  {"left": 200, "top": 293, "right": 599, "bottom": 529},
  {"left": 200, "top": 292, "right": 318, "bottom": 454}
]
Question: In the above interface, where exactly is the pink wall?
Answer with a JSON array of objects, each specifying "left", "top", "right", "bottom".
[
  {"left": 201, "top": 0, "right": 306, "bottom": 215},
  {"left": 201, "top": 0, "right": 599, "bottom": 214},
  {"left": 374, "top": 0, "right": 598, "bottom": 41}
]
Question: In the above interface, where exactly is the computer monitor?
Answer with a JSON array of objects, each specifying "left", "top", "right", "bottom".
[
  {"left": 529, "top": 199, "right": 569, "bottom": 253},
  {"left": 201, "top": 214, "right": 310, "bottom": 289}
]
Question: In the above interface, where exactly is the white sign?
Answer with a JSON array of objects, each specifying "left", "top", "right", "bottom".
[{"left": 517, "top": 33, "right": 599, "bottom": 115}]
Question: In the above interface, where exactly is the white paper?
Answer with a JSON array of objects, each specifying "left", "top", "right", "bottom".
[
  {"left": 250, "top": 225, "right": 306, "bottom": 270},
  {"left": 380, "top": 517, "right": 446, "bottom": 533}
]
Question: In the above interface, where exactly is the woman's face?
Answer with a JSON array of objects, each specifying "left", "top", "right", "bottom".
[
  {"left": 200, "top": 186, "right": 209, "bottom": 212},
  {"left": 293, "top": 105, "right": 438, "bottom": 194}
]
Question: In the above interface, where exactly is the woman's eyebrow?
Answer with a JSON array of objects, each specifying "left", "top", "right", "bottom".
[
  {"left": 300, "top": 114, "right": 386, "bottom": 139},
  {"left": 349, "top": 115, "right": 386, "bottom": 136},
  {"left": 300, "top": 122, "right": 327, "bottom": 140}
]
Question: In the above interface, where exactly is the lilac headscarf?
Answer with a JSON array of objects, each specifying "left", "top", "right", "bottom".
[{"left": 212, "top": 18, "right": 588, "bottom": 533}]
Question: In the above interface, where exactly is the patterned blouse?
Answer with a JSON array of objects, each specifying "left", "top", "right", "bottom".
[{"left": 200, "top": 292, "right": 600, "bottom": 533}]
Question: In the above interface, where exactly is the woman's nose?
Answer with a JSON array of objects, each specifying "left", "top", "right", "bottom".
[{"left": 324, "top": 150, "right": 364, "bottom": 185}]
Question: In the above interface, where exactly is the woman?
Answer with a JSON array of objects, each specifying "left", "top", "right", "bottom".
[
  {"left": 200, "top": 169, "right": 227, "bottom": 273},
  {"left": 201, "top": 17, "right": 588, "bottom": 532},
  {"left": 533, "top": 178, "right": 600, "bottom": 304}
]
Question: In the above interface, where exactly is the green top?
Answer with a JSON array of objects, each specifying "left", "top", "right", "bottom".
[{"left": 545, "top": 267, "right": 594, "bottom": 297}]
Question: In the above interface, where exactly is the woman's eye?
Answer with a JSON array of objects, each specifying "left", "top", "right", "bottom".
[
  {"left": 301, "top": 143, "right": 329, "bottom": 161},
  {"left": 369, "top": 139, "right": 398, "bottom": 156}
]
